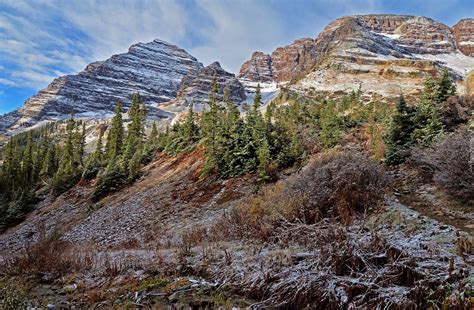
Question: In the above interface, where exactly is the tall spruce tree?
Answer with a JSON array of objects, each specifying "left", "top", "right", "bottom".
[
  {"left": 105, "top": 101, "right": 124, "bottom": 165},
  {"left": 435, "top": 69, "right": 456, "bottom": 104},
  {"left": 384, "top": 95, "right": 416, "bottom": 165},
  {"left": 123, "top": 94, "right": 146, "bottom": 164},
  {"left": 201, "top": 78, "right": 222, "bottom": 172},
  {"left": 52, "top": 116, "right": 80, "bottom": 195}
]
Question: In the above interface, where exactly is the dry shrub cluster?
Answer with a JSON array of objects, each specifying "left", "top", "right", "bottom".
[
  {"left": 213, "top": 151, "right": 389, "bottom": 242},
  {"left": 410, "top": 128, "right": 473, "bottom": 201},
  {"left": 287, "top": 151, "right": 388, "bottom": 224},
  {"left": 1, "top": 227, "right": 91, "bottom": 280}
]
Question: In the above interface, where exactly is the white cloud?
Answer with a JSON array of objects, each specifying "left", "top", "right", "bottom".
[
  {"left": 0, "top": 0, "right": 193, "bottom": 90},
  {"left": 11, "top": 71, "right": 56, "bottom": 84},
  {"left": 189, "top": 0, "right": 287, "bottom": 72},
  {"left": 0, "top": 78, "right": 16, "bottom": 87},
  {"left": 59, "top": 0, "right": 189, "bottom": 61}
]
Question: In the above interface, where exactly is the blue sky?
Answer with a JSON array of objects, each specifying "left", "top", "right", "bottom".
[{"left": 0, "top": 0, "right": 473, "bottom": 114}]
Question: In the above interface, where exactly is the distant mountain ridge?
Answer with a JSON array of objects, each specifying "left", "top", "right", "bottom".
[
  {"left": 0, "top": 39, "right": 203, "bottom": 134},
  {"left": 1, "top": 14, "right": 473, "bottom": 136},
  {"left": 239, "top": 15, "right": 474, "bottom": 97}
]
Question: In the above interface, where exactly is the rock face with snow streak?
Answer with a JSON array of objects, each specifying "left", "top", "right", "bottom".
[
  {"left": 238, "top": 52, "right": 273, "bottom": 83},
  {"left": 239, "top": 14, "right": 474, "bottom": 97},
  {"left": 271, "top": 38, "right": 318, "bottom": 83},
  {"left": 452, "top": 19, "right": 474, "bottom": 57},
  {"left": 0, "top": 39, "right": 203, "bottom": 134},
  {"left": 165, "top": 61, "right": 246, "bottom": 112},
  {"left": 238, "top": 39, "right": 318, "bottom": 83}
]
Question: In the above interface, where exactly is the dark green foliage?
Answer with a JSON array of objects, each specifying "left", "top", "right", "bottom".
[
  {"left": 159, "top": 102, "right": 200, "bottom": 156},
  {"left": 91, "top": 165, "right": 128, "bottom": 201},
  {"left": 434, "top": 69, "right": 456, "bottom": 104},
  {"left": 91, "top": 96, "right": 148, "bottom": 197},
  {"left": 384, "top": 70, "right": 455, "bottom": 165},
  {"left": 123, "top": 94, "right": 146, "bottom": 163},
  {"left": 320, "top": 100, "right": 342, "bottom": 149},
  {"left": 384, "top": 95, "right": 416, "bottom": 165},
  {"left": 51, "top": 117, "right": 82, "bottom": 196},
  {"left": 105, "top": 101, "right": 124, "bottom": 164},
  {"left": 143, "top": 122, "right": 159, "bottom": 163},
  {"left": 0, "top": 123, "right": 57, "bottom": 229}
]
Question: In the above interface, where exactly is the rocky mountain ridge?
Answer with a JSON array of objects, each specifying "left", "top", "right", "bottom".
[
  {"left": 162, "top": 61, "right": 246, "bottom": 112},
  {"left": 1, "top": 14, "right": 473, "bottom": 137},
  {"left": 239, "top": 15, "right": 474, "bottom": 98},
  {"left": 0, "top": 40, "right": 203, "bottom": 135}
]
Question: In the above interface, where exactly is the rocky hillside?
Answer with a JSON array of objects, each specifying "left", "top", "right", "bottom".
[
  {"left": 0, "top": 40, "right": 203, "bottom": 135},
  {"left": 239, "top": 15, "right": 474, "bottom": 98}
]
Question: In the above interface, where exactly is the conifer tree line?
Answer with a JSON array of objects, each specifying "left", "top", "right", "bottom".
[
  {"left": 384, "top": 69, "right": 455, "bottom": 165},
  {"left": 0, "top": 69, "right": 459, "bottom": 229}
]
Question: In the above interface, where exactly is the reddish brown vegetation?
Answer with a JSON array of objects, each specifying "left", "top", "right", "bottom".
[
  {"left": 212, "top": 151, "right": 389, "bottom": 242},
  {"left": 2, "top": 227, "right": 90, "bottom": 280}
]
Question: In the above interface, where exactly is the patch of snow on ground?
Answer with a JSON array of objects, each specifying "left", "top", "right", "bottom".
[
  {"left": 413, "top": 52, "right": 474, "bottom": 75},
  {"left": 376, "top": 32, "right": 401, "bottom": 40},
  {"left": 76, "top": 111, "right": 114, "bottom": 119},
  {"left": 240, "top": 79, "right": 280, "bottom": 108}
]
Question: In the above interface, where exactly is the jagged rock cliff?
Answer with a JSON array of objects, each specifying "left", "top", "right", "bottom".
[
  {"left": 164, "top": 61, "right": 246, "bottom": 112},
  {"left": 452, "top": 18, "right": 474, "bottom": 57},
  {"left": 239, "top": 14, "right": 474, "bottom": 97},
  {"left": 238, "top": 39, "right": 318, "bottom": 83},
  {"left": 0, "top": 39, "right": 203, "bottom": 134},
  {"left": 238, "top": 52, "right": 273, "bottom": 83}
]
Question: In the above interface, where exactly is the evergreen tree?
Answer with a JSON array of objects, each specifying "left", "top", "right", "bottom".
[
  {"left": 257, "top": 138, "right": 272, "bottom": 183},
  {"left": 384, "top": 95, "right": 416, "bottom": 165},
  {"left": 21, "top": 132, "right": 34, "bottom": 186},
  {"left": 123, "top": 94, "right": 146, "bottom": 163},
  {"left": 182, "top": 101, "right": 199, "bottom": 147},
  {"left": 75, "top": 122, "right": 86, "bottom": 166},
  {"left": 143, "top": 122, "right": 159, "bottom": 161},
  {"left": 105, "top": 101, "right": 124, "bottom": 165},
  {"left": 201, "top": 78, "right": 222, "bottom": 172},
  {"left": 435, "top": 69, "right": 456, "bottom": 104},
  {"left": 52, "top": 117, "right": 80, "bottom": 195},
  {"left": 40, "top": 144, "right": 58, "bottom": 179},
  {"left": 320, "top": 100, "right": 341, "bottom": 149}
]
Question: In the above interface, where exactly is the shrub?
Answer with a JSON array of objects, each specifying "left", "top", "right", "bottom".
[
  {"left": 92, "top": 165, "right": 128, "bottom": 201},
  {"left": 410, "top": 128, "right": 473, "bottom": 201},
  {"left": 215, "top": 151, "right": 389, "bottom": 242},
  {"left": 287, "top": 151, "right": 389, "bottom": 224},
  {"left": 4, "top": 228, "right": 85, "bottom": 280}
]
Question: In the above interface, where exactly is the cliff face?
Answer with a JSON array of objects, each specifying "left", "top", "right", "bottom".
[
  {"left": 239, "top": 14, "right": 474, "bottom": 98},
  {"left": 238, "top": 52, "right": 273, "bottom": 83},
  {"left": 452, "top": 18, "right": 474, "bottom": 57},
  {"left": 0, "top": 40, "right": 203, "bottom": 134},
  {"left": 238, "top": 39, "right": 318, "bottom": 83},
  {"left": 166, "top": 61, "right": 246, "bottom": 112}
]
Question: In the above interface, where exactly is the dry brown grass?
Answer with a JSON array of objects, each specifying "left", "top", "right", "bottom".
[{"left": 1, "top": 226, "right": 93, "bottom": 280}]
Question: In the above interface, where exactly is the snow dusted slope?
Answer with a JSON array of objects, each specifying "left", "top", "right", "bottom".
[{"left": 0, "top": 39, "right": 203, "bottom": 135}]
